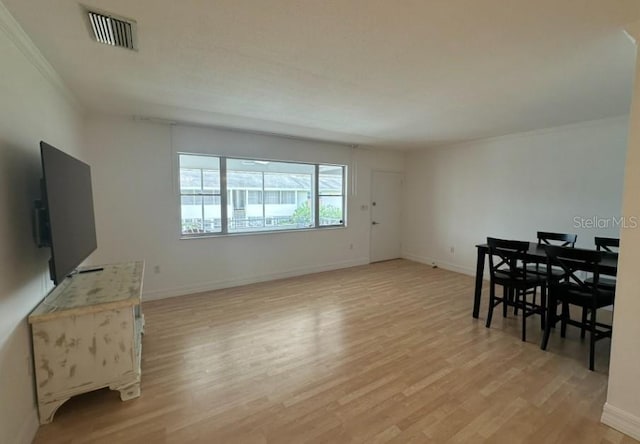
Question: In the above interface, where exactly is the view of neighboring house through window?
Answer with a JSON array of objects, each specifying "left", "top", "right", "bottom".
[
  {"left": 179, "top": 154, "right": 346, "bottom": 236},
  {"left": 318, "top": 165, "right": 344, "bottom": 226},
  {"left": 179, "top": 155, "right": 221, "bottom": 234}
]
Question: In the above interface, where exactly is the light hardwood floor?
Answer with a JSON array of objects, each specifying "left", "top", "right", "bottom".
[{"left": 33, "top": 259, "right": 636, "bottom": 443}]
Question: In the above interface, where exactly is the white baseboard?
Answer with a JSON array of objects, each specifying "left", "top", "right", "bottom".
[
  {"left": 602, "top": 403, "right": 640, "bottom": 441},
  {"left": 143, "top": 257, "right": 370, "bottom": 301},
  {"left": 402, "top": 252, "right": 479, "bottom": 277},
  {"left": 14, "top": 408, "right": 38, "bottom": 444}
]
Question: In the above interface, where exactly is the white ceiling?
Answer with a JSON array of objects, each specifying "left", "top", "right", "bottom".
[{"left": 5, "top": 0, "right": 640, "bottom": 148}]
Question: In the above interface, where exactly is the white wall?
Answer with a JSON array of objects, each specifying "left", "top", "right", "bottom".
[
  {"left": 0, "top": 3, "right": 84, "bottom": 443},
  {"left": 402, "top": 117, "right": 628, "bottom": 275},
  {"left": 602, "top": 28, "right": 640, "bottom": 440},
  {"left": 84, "top": 115, "right": 404, "bottom": 299}
]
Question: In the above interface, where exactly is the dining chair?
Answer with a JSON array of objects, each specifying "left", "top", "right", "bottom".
[
  {"left": 541, "top": 245, "right": 614, "bottom": 371},
  {"left": 486, "top": 237, "right": 547, "bottom": 342},
  {"left": 580, "top": 236, "right": 619, "bottom": 338},
  {"left": 527, "top": 231, "right": 577, "bottom": 277},
  {"left": 521, "top": 232, "right": 578, "bottom": 317}
]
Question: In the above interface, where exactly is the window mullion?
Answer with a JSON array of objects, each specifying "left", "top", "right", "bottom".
[
  {"left": 314, "top": 164, "right": 320, "bottom": 228},
  {"left": 262, "top": 171, "right": 265, "bottom": 227},
  {"left": 220, "top": 157, "right": 228, "bottom": 234},
  {"left": 200, "top": 169, "right": 205, "bottom": 232},
  {"left": 341, "top": 165, "right": 346, "bottom": 225}
]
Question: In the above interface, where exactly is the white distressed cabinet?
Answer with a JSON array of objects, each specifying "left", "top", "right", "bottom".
[{"left": 28, "top": 261, "right": 145, "bottom": 424}]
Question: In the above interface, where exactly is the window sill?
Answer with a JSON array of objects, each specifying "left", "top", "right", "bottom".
[{"left": 179, "top": 225, "right": 347, "bottom": 240}]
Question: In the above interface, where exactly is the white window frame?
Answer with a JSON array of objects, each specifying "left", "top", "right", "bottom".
[{"left": 178, "top": 153, "right": 347, "bottom": 237}]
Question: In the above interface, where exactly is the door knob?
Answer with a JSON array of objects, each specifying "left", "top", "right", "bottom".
[{"left": 372, "top": 221, "right": 379, "bottom": 225}]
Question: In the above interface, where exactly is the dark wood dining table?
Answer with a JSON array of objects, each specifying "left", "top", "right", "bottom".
[{"left": 472, "top": 242, "right": 618, "bottom": 318}]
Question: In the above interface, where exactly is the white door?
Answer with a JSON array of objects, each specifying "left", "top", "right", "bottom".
[{"left": 370, "top": 171, "right": 403, "bottom": 262}]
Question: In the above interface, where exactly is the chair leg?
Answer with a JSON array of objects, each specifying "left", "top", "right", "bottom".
[
  {"left": 503, "top": 286, "right": 508, "bottom": 318},
  {"left": 589, "top": 308, "right": 596, "bottom": 371},
  {"left": 580, "top": 308, "right": 588, "bottom": 339},
  {"left": 486, "top": 282, "right": 496, "bottom": 328},
  {"left": 560, "top": 301, "right": 568, "bottom": 338},
  {"left": 540, "top": 285, "right": 547, "bottom": 330},
  {"left": 521, "top": 289, "right": 527, "bottom": 342},
  {"left": 530, "top": 286, "right": 537, "bottom": 316}
]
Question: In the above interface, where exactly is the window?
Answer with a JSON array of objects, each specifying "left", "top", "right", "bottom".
[
  {"left": 281, "top": 191, "right": 296, "bottom": 204},
  {"left": 318, "top": 165, "right": 345, "bottom": 226},
  {"left": 264, "top": 191, "right": 279, "bottom": 205},
  {"left": 179, "top": 154, "right": 346, "bottom": 236},
  {"left": 179, "top": 156, "right": 221, "bottom": 234},
  {"left": 248, "top": 190, "right": 263, "bottom": 205}
]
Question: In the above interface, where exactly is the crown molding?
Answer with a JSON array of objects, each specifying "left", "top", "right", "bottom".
[
  {"left": 420, "top": 114, "right": 629, "bottom": 152},
  {"left": 0, "top": 0, "right": 82, "bottom": 111},
  {"left": 133, "top": 115, "right": 359, "bottom": 148}
]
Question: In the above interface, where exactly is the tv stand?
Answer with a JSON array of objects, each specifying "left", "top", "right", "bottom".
[{"left": 29, "top": 261, "right": 144, "bottom": 424}]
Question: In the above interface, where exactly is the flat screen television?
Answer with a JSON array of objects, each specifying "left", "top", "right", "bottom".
[{"left": 35, "top": 141, "right": 98, "bottom": 285}]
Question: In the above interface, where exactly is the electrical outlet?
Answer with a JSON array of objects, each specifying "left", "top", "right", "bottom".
[
  {"left": 450, "top": 246, "right": 455, "bottom": 254},
  {"left": 349, "top": 243, "right": 354, "bottom": 250},
  {"left": 154, "top": 265, "right": 161, "bottom": 274}
]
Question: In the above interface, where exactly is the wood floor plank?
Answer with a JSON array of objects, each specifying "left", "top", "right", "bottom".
[{"left": 32, "top": 259, "right": 636, "bottom": 443}]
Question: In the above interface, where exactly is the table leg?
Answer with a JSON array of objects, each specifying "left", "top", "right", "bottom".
[{"left": 473, "top": 248, "right": 486, "bottom": 318}]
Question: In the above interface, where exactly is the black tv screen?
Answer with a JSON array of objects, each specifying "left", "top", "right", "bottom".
[{"left": 40, "top": 141, "right": 97, "bottom": 285}]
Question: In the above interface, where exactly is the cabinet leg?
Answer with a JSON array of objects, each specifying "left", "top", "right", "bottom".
[
  {"left": 111, "top": 380, "right": 141, "bottom": 401},
  {"left": 38, "top": 398, "right": 69, "bottom": 424}
]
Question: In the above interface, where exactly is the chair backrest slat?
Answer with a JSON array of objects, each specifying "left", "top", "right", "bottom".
[
  {"left": 537, "top": 231, "right": 577, "bottom": 248},
  {"left": 595, "top": 237, "right": 620, "bottom": 253}
]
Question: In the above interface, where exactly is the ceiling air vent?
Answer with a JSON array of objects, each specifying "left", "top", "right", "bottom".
[{"left": 87, "top": 10, "right": 137, "bottom": 50}]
